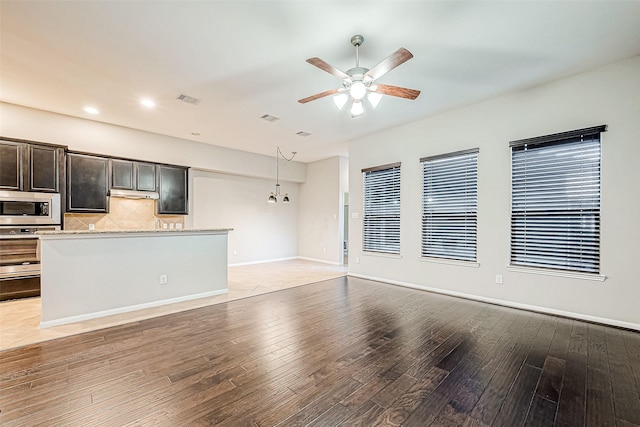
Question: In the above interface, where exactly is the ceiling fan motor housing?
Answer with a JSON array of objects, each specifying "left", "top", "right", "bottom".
[
  {"left": 346, "top": 67, "right": 369, "bottom": 82},
  {"left": 350, "top": 34, "right": 364, "bottom": 47}
]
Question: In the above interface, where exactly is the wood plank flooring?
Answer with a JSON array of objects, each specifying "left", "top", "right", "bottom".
[
  {"left": 0, "top": 258, "right": 348, "bottom": 351},
  {"left": 1, "top": 276, "right": 639, "bottom": 426}
]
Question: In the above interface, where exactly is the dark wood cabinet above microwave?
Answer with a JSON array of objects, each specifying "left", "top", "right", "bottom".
[
  {"left": 0, "top": 139, "right": 65, "bottom": 193},
  {"left": 0, "top": 141, "right": 20, "bottom": 190}
]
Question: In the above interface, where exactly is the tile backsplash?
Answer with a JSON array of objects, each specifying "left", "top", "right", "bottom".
[{"left": 64, "top": 198, "right": 185, "bottom": 231}]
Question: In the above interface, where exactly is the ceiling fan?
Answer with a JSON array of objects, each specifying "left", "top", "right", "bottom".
[{"left": 298, "top": 35, "right": 420, "bottom": 118}]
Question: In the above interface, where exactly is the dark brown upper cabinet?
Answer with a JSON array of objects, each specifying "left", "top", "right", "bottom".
[
  {"left": 29, "top": 144, "right": 62, "bottom": 192},
  {"left": 67, "top": 153, "right": 110, "bottom": 213},
  {"left": 136, "top": 162, "right": 156, "bottom": 192},
  {"left": 67, "top": 151, "right": 186, "bottom": 215},
  {"left": 157, "top": 164, "right": 188, "bottom": 215},
  {"left": 0, "top": 140, "right": 22, "bottom": 190},
  {"left": 111, "top": 159, "right": 135, "bottom": 190},
  {"left": 0, "top": 139, "right": 64, "bottom": 192},
  {"left": 111, "top": 160, "right": 156, "bottom": 192}
]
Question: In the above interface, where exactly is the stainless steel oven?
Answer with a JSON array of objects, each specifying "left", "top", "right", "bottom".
[
  {"left": 0, "top": 225, "right": 60, "bottom": 301},
  {"left": 0, "top": 191, "right": 61, "bottom": 300},
  {"left": 0, "top": 190, "right": 61, "bottom": 226}
]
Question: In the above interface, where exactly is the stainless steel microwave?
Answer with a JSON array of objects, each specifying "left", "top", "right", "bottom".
[{"left": 0, "top": 191, "right": 61, "bottom": 225}]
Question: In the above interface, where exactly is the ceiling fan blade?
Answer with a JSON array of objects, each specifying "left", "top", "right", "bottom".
[
  {"left": 365, "top": 48, "right": 413, "bottom": 81},
  {"left": 372, "top": 84, "right": 421, "bottom": 100},
  {"left": 298, "top": 88, "right": 340, "bottom": 104},
  {"left": 306, "top": 57, "right": 350, "bottom": 80}
]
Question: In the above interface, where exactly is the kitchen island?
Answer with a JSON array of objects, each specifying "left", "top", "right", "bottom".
[{"left": 37, "top": 228, "right": 232, "bottom": 328}]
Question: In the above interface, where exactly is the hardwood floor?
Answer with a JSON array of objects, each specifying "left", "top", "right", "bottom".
[
  {"left": 1, "top": 276, "right": 639, "bottom": 426},
  {"left": 0, "top": 259, "right": 348, "bottom": 351}
]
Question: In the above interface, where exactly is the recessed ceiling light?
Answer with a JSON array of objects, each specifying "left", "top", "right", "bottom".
[
  {"left": 191, "top": 132, "right": 200, "bottom": 136},
  {"left": 140, "top": 98, "right": 155, "bottom": 108},
  {"left": 296, "top": 131, "right": 311, "bottom": 137},
  {"left": 84, "top": 106, "right": 99, "bottom": 115},
  {"left": 260, "top": 114, "right": 279, "bottom": 122}
]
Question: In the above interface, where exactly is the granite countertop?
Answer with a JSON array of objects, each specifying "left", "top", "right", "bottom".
[{"left": 37, "top": 228, "right": 233, "bottom": 236}]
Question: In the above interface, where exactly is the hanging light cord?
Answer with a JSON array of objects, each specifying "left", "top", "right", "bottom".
[
  {"left": 277, "top": 147, "right": 297, "bottom": 162},
  {"left": 274, "top": 147, "right": 297, "bottom": 197}
]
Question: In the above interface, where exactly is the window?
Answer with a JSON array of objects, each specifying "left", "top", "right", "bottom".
[
  {"left": 421, "top": 149, "right": 478, "bottom": 262},
  {"left": 362, "top": 163, "right": 401, "bottom": 254},
  {"left": 510, "top": 125, "right": 605, "bottom": 274}
]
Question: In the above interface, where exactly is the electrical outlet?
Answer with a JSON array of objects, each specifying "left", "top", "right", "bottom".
[
  {"left": 355, "top": 256, "right": 360, "bottom": 264},
  {"left": 233, "top": 249, "right": 238, "bottom": 256},
  {"left": 88, "top": 224, "right": 95, "bottom": 231},
  {"left": 496, "top": 274, "right": 503, "bottom": 284},
  {"left": 160, "top": 274, "right": 168, "bottom": 285}
]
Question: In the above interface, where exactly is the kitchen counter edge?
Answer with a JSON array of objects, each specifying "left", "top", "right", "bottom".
[{"left": 37, "top": 228, "right": 233, "bottom": 238}]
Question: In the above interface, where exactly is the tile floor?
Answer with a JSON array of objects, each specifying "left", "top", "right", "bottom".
[{"left": 0, "top": 259, "right": 347, "bottom": 351}]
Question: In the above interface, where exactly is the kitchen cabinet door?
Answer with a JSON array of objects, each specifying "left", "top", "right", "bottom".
[
  {"left": 111, "top": 160, "right": 156, "bottom": 192},
  {"left": 0, "top": 140, "right": 23, "bottom": 190},
  {"left": 157, "top": 165, "right": 188, "bottom": 214},
  {"left": 111, "top": 159, "right": 135, "bottom": 190},
  {"left": 28, "top": 145, "right": 61, "bottom": 192},
  {"left": 67, "top": 153, "right": 110, "bottom": 212},
  {"left": 136, "top": 162, "right": 156, "bottom": 191}
]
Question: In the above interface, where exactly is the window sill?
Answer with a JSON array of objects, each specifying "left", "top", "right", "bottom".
[
  {"left": 506, "top": 265, "right": 606, "bottom": 282},
  {"left": 420, "top": 257, "right": 480, "bottom": 268},
  {"left": 362, "top": 251, "right": 402, "bottom": 260}
]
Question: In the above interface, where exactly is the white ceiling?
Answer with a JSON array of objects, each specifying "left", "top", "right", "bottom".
[{"left": 2, "top": 1, "right": 640, "bottom": 163}]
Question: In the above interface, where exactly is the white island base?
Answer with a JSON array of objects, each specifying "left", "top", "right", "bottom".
[{"left": 38, "top": 229, "right": 232, "bottom": 328}]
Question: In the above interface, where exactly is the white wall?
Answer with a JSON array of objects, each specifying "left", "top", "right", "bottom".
[
  {"left": 1, "top": 102, "right": 308, "bottom": 265},
  {"left": 0, "top": 102, "right": 306, "bottom": 183},
  {"left": 40, "top": 230, "right": 229, "bottom": 327},
  {"left": 348, "top": 55, "right": 640, "bottom": 330},
  {"left": 191, "top": 169, "right": 299, "bottom": 264},
  {"left": 297, "top": 156, "right": 347, "bottom": 264}
]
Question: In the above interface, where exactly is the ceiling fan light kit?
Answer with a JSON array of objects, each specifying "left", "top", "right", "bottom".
[
  {"left": 351, "top": 100, "right": 364, "bottom": 117},
  {"left": 299, "top": 35, "right": 420, "bottom": 118}
]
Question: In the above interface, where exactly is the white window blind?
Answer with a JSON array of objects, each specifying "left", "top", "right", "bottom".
[
  {"left": 510, "top": 126, "right": 604, "bottom": 274},
  {"left": 362, "top": 163, "right": 401, "bottom": 254},
  {"left": 421, "top": 149, "right": 478, "bottom": 261}
]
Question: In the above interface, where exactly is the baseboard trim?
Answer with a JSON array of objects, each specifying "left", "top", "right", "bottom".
[
  {"left": 228, "top": 257, "right": 297, "bottom": 267},
  {"left": 229, "top": 256, "right": 342, "bottom": 267},
  {"left": 40, "top": 289, "right": 228, "bottom": 329},
  {"left": 297, "top": 256, "right": 342, "bottom": 266},
  {"left": 348, "top": 273, "right": 640, "bottom": 332}
]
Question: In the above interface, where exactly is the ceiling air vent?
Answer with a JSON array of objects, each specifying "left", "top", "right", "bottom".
[
  {"left": 260, "top": 114, "right": 279, "bottom": 122},
  {"left": 176, "top": 94, "right": 201, "bottom": 105},
  {"left": 296, "top": 131, "right": 311, "bottom": 137}
]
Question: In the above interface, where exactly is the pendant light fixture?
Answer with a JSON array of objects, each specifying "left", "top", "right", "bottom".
[{"left": 268, "top": 146, "right": 297, "bottom": 203}]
